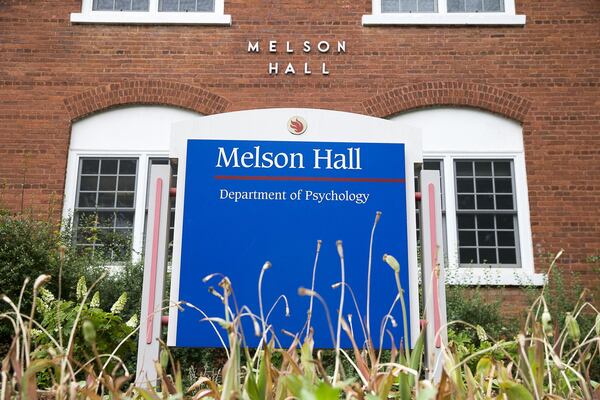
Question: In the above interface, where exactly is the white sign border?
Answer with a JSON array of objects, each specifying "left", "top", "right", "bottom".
[{"left": 167, "top": 108, "right": 423, "bottom": 347}]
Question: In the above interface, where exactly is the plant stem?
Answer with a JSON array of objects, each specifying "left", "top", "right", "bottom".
[{"left": 395, "top": 271, "right": 410, "bottom": 359}]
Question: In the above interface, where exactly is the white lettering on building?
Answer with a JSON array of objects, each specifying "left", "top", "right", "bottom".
[{"left": 247, "top": 39, "right": 347, "bottom": 76}]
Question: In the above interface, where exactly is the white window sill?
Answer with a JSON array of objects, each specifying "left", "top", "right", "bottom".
[
  {"left": 446, "top": 268, "right": 545, "bottom": 287},
  {"left": 70, "top": 11, "right": 231, "bottom": 25},
  {"left": 362, "top": 13, "right": 526, "bottom": 26}
]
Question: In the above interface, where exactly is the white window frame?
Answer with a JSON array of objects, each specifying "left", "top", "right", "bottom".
[
  {"left": 71, "top": 0, "right": 231, "bottom": 25},
  {"left": 62, "top": 106, "right": 200, "bottom": 263},
  {"left": 391, "top": 107, "right": 544, "bottom": 286},
  {"left": 363, "top": 0, "right": 525, "bottom": 25}
]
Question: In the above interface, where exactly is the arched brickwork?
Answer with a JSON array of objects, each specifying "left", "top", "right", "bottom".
[
  {"left": 63, "top": 80, "right": 231, "bottom": 121},
  {"left": 362, "top": 82, "right": 531, "bottom": 122}
]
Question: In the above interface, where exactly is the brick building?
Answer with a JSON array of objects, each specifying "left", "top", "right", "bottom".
[{"left": 0, "top": 0, "right": 598, "bottom": 298}]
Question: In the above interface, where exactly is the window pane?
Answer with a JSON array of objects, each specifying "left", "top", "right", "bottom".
[
  {"left": 497, "top": 231, "right": 515, "bottom": 246},
  {"left": 382, "top": 0, "right": 400, "bottom": 12},
  {"left": 457, "top": 214, "right": 475, "bottom": 229},
  {"left": 494, "top": 161, "right": 511, "bottom": 176},
  {"left": 459, "top": 230, "right": 476, "bottom": 246},
  {"left": 476, "top": 194, "right": 494, "bottom": 209},
  {"left": 98, "top": 193, "right": 116, "bottom": 207},
  {"left": 118, "top": 176, "right": 136, "bottom": 191},
  {"left": 456, "top": 161, "right": 473, "bottom": 176},
  {"left": 498, "top": 248, "right": 516, "bottom": 264},
  {"left": 160, "top": 0, "right": 179, "bottom": 11},
  {"left": 496, "top": 194, "right": 514, "bottom": 210},
  {"left": 180, "top": 0, "right": 196, "bottom": 11},
  {"left": 465, "top": 0, "right": 483, "bottom": 12},
  {"left": 447, "top": 0, "right": 464, "bottom": 12},
  {"left": 460, "top": 248, "right": 477, "bottom": 264},
  {"left": 116, "top": 211, "right": 135, "bottom": 227},
  {"left": 99, "top": 176, "right": 117, "bottom": 191},
  {"left": 78, "top": 193, "right": 97, "bottom": 208},
  {"left": 116, "top": 193, "right": 135, "bottom": 208},
  {"left": 81, "top": 159, "right": 99, "bottom": 174},
  {"left": 478, "top": 248, "right": 497, "bottom": 264},
  {"left": 115, "top": 0, "right": 132, "bottom": 11},
  {"left": 476, "top": 178, "right": 493, "bottom": 193},
  {"left": 496, "top": 214, "right": 514, "bottom": 229},
  {"left": 476, "top": 214, "right": 494, "bottom": 229},
  {"left": 97, "top": 211, "right": 114, "bottom": 226},
  {"left": 483, "top": 0, "right": 503, "bottom": 11},
  {"left": 132, "top": 0, "right": 149, "bottom": 10},
  {"left": 458, "top": 194, "right": 475, "bottom": 209},
  {"left": 80, "top": 176, "right": 98, "bottom": 191},
  {"left": 478, "top": 230, "right": 496, "bottom": 246},
  {"left": 94, "top": 0, "right": 115, "bottom": 10},
  {"left": 457, "top": 178, "right": 474, "bottom": 193},
  {"left": 399, "top": 0, "right": 417, "bottom": 12},
  {"left": 100, "top": 159, "right": 118, "bottom": 174},
  {"left": 495, "top": 178, "right": 512, "bottom": 193},
  {"left": 119, "top": 159, "right": 137, "bottom": 174},
  {"left": 474, "top": 161, "right": 492, "bottom": 176},
  {"left": 419, "top": 0, "right": 436, "bottom": 11},
  {"left": 197, "top": 0, "right": 214, "bottom": 11}
]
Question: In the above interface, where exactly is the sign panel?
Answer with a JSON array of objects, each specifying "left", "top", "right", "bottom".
[{"left": 168, "top": 109, "right": 421, "bottom": 348}]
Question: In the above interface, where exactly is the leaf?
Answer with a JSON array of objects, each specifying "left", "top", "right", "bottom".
[
  {"left": 475, "top": 356, "right": 492, "bottom": 381},
  {"left": 416, "top": 381, "right": 437, "bottom": 400},
  {"left": 499, "top": 380, "right": 534, "bottom": 400},
  {"left": 257, "top": 345, "right": 273, "bottom": 400},
  {"left": 244, "top": 370, "right": 260, "bottom": 400},
  {"left": 311, "top": 382, "right": 341, "bottom": 400},
  {"left": 408, "top": 328, "right": 426, "bottom": 387}
]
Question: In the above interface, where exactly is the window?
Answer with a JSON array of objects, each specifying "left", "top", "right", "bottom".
[
  {"left": 391, "top": 107, "right": 543, "bottom": 286},
  {"left": 159, "top": 0, "right": 214, "bottom": 12},
  {"left": 63, "top": 105, "right": 200, "bottom": 263},
  {"left": 363, "top": 0, "right": 525, "bottom": 25},
  {"left": 447, "top": 0, "right": 504, "bottom": 12},
  {"left": 455, "top": 160, "right": 519, "bottom": 267},
  {"left": 93, "top": 0, "right": 149, "bottom": 11},
  {"left": 71, "top": 0, "right": 230, "bottom": 24},
  {"left": 382, "top": 0, "right": 436, "bottom": 13},
  {"left": 73, "top": 158, "right": 138, "bottom": 261}
]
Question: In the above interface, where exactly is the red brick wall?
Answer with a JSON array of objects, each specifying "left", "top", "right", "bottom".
[{"left": 0, "top": 0, "right": 599, "bottom": 289}]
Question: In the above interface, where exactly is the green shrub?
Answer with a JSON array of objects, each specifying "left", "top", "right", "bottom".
[
  {"left": 32, "top": 280, "right": 137, "bottom": 387},
  {"left": 0, "top": 209, "right": 143, "bottom": 355}
]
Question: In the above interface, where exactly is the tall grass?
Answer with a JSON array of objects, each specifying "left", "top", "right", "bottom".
[{"left": 0, "top": 212, "right": 598, "bottom": 399}]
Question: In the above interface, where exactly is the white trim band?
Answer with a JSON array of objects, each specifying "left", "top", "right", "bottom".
[
  {"left": 70, "top": 11, "right": 231, "bottom": 25},
  {"left": 362, "top": 13, "right": 525, "bottom": 26}
]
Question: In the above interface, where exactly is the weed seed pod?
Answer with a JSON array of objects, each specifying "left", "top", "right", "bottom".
[
  {"left": 82, "top": 320, "right": 96, "bottom": 344},
  {"left": 565, "top": 312, "right": 580, "bottom": 342},
  {"left": 383, "top": 254, "right": 400, "bottom": 272},
  {"left": 541, "top": 306, "right": 553, "bottom": 337}
]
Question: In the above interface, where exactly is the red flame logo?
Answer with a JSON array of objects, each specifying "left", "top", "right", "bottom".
[{"left": 289, "top": 117, "right": 306, "bottom": 135}]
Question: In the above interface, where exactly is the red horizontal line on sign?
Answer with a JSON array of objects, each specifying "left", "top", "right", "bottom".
[{"left": 214, "top": 175, "right": 405, "bottom": 183}]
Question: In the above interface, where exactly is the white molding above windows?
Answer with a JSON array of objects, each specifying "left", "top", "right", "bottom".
[
  {"left": 391, "top": 108, "right": 544, "bottom": 287},
  {"left": 71, "top": 0, "right": 231, "bottom": 25},
  {"left": 63, "top": 106, "right": 200, "bottom": 262},
  {"left": 363, "top": 0, "right": 525, "bottom": 26}
]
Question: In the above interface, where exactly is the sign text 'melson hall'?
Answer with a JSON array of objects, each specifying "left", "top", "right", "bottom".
[
  {"left": 247, "top": 40, "right": 347, "bottom": 76},
  {"left": 216, "top": 145, "right": 361, "bottom": 170}
]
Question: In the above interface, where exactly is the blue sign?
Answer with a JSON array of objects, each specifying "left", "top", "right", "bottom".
[{"left": 173, "top": 139, "right": 411, "bottom": 348}]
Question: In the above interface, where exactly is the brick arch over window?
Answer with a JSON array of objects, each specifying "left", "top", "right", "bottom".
[
  {"left": 361, "top": 82, "right": 531, "bottom": 122},
  {"left": 63, "top": 80, "right": 231, "bottom": 121}
]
